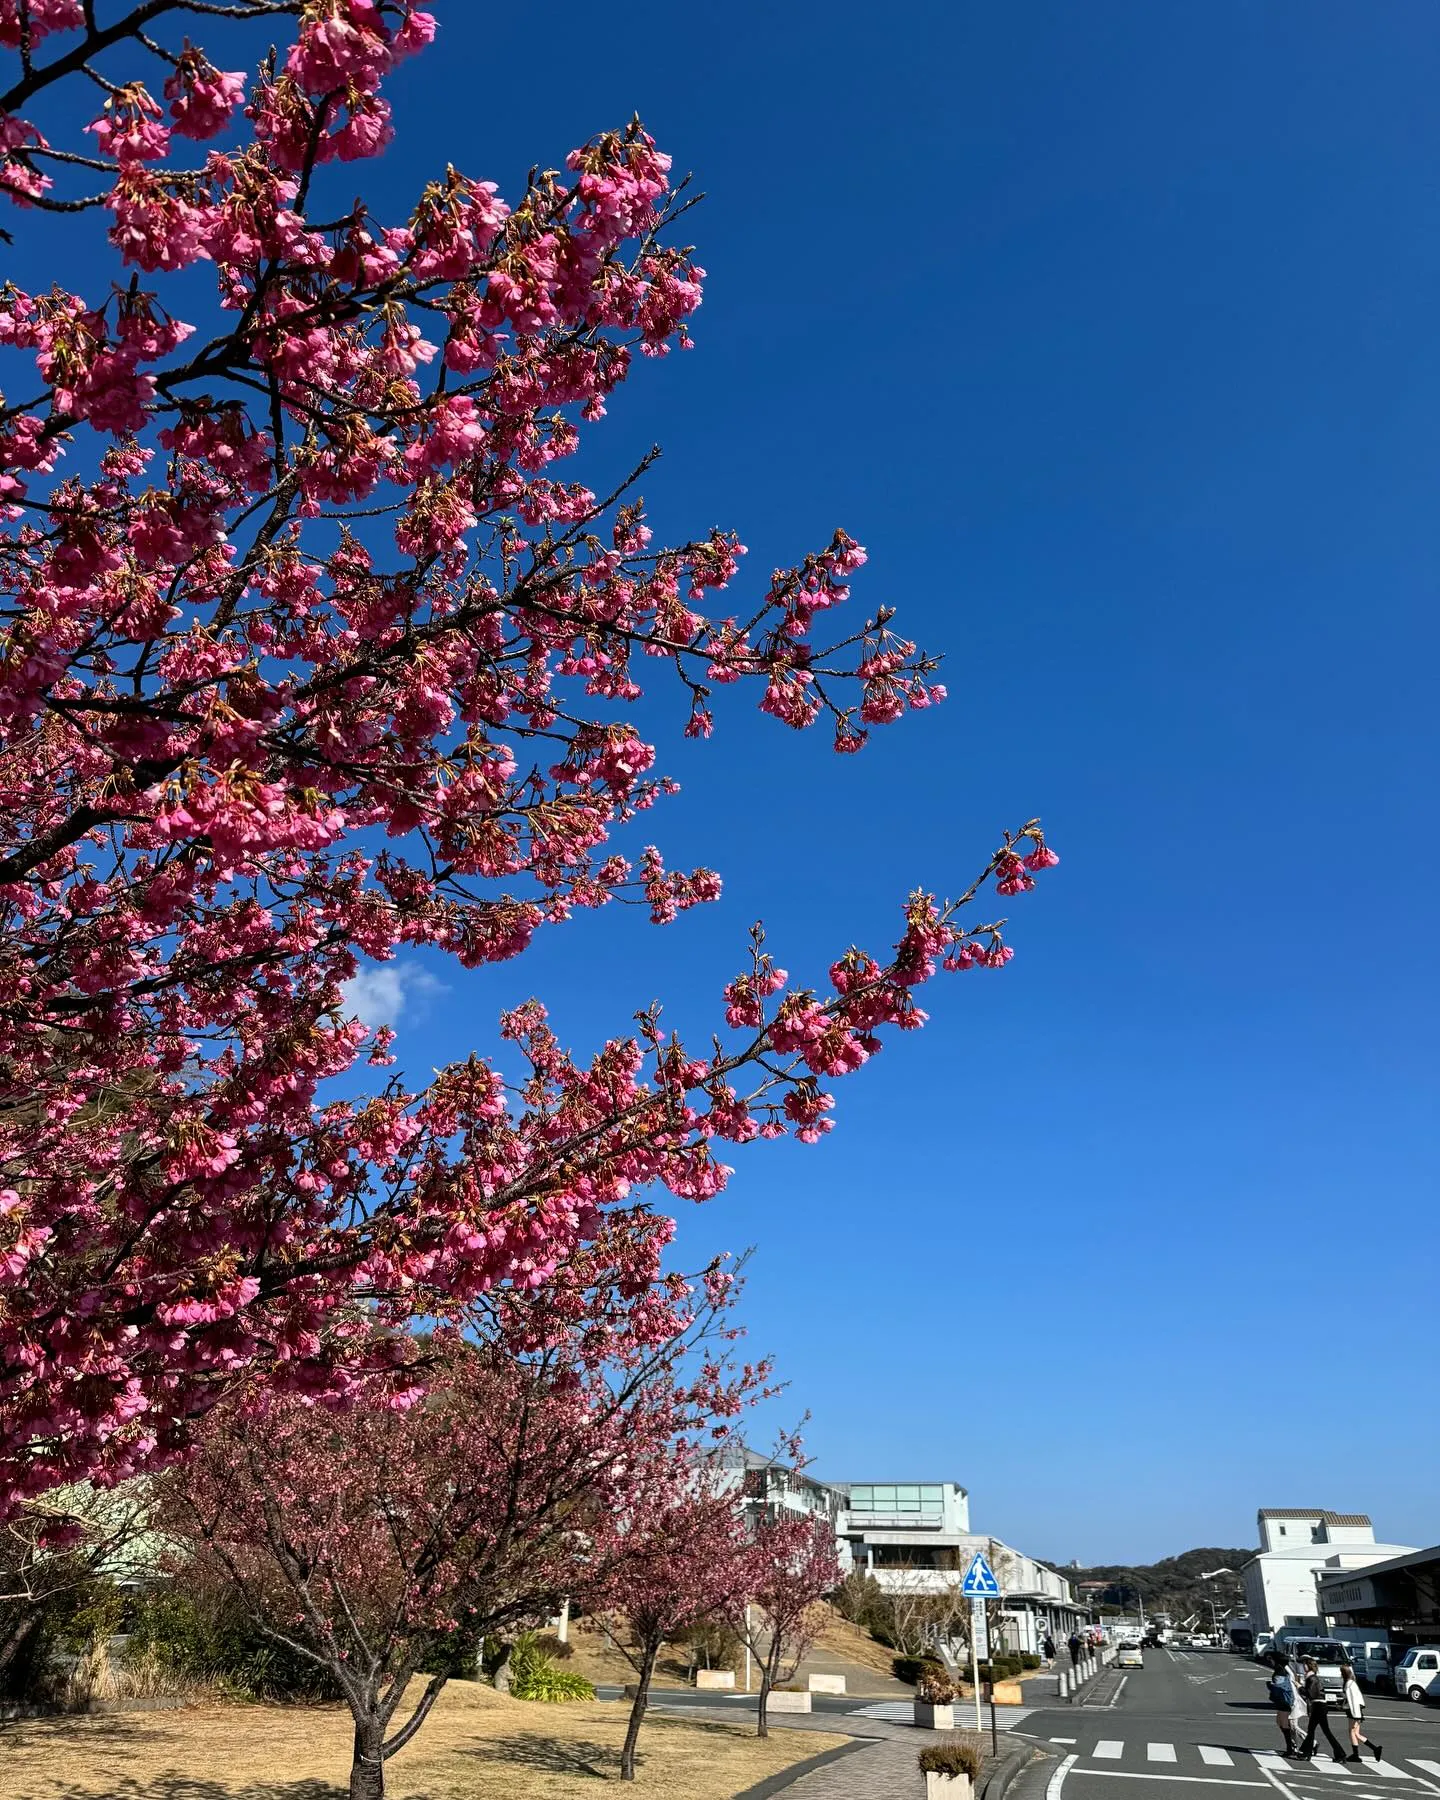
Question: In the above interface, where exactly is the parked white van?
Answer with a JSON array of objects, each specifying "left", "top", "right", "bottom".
[
  {"left": 1331, "top": 1633, "right": 1401, "bottom": 1690},
  {"left": 1394, "top": 1646, "right": 1440, "bottom": 1702}
]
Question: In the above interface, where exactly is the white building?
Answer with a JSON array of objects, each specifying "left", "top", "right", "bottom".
[
  {"left": 713, "top": 1457, "right": 1084, "bottom": 1650},
  {"left": 1242, "top": 1510, "right": 1419, "bottom": 1634},
  {"left": 832, "top": 1480, "right": 1083, "bottom": 1651},
  {"left": 836, "top": 1480, "right": 972, "bottom": 1581}
]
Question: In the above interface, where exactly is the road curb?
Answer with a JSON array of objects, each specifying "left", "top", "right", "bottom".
[
  {"left": 727, "top": 1736, "right": 874, "bottom": 1800},
  {"left": 981, "top": 1737, "right": 1042, "bottom": 1800}
]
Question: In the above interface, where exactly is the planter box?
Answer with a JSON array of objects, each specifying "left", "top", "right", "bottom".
[
  {"left": 767, "top": 1690, "right": 813, "bottom": 1713},
  {"left": 913, "top": 1700, "right": 955, "bottom": 1729},
  {"left": 925, "top": 1773, "right": 973, "bottom": 1799},
  {"left": 992, "top": 1680, "right": 1024, "bottom": 1705},
  {"left": 694, "top": 1669, "right": 736, "bottom": 1691},
  {"left": 808, "top": 1673, "right": 846, "bottom": 1694}
]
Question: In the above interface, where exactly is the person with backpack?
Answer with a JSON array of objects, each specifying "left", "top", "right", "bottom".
[
  {"left": 1043, "top": 1634, "right": 1057, "bottom": 1665},
  {"left": 1296, "top": 1659, "right": 1348, "bottom": 1764},
  {"left": 1266, "top": 1660, "right": 1299, "bottom": 1757},
  {"left": 1342, "top": 1663, "right": 1382, "bottom": 1763},
  {"left": 1067, "top": 1631, "right": 1083, "bottom": 1669}
]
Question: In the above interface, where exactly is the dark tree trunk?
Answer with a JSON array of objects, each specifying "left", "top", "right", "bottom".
[
  {"left": 0, "top": 1608, "right": 38, "bottom": 1680},
  {"left": 619, "top": 1638, "right": 660, "bottom": 1781},
  {"left": 350, "top": 1713, "right": 386, "bottom": 1800},
  {"left": 756, "top": 1638, "right": 783, "bottom": 1739}
]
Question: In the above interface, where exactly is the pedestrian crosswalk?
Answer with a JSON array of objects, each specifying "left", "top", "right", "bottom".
[{"left": 1047, "top": 1740, "right": 1440, "bottom": 1787}]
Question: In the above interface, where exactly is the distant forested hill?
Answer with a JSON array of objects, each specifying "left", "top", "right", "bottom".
[{"left": 1043, "top": 1548, "right": 1258, "bottom": 1623}]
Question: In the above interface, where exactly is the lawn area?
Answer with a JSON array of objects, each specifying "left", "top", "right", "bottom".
[{"left": 0, "top": 1681, "right": 844, "bottom": 1800}]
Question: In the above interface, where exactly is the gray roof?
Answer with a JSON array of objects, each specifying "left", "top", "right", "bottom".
[{"left": 1259, "top": 1509, "right": 1373, "bottom": 1526}]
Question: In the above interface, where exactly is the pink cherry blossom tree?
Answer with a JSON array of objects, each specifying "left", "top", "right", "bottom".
[
  {"left": 733, "top": 1511, "right": 842, "bottom": 1738},
  {"left": 0, "top": 1, "right": 1060, "bottom": 1517},
  {"left": 594, "top": 1461, "right": 751, "bottom": 1780},
  {"left": 162, "top": 1242, "right": 760, "bottom": 1800}
]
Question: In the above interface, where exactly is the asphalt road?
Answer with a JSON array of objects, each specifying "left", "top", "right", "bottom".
[{"left": 1011, "top": 1649, "right": 1440, "bottom": 1800}]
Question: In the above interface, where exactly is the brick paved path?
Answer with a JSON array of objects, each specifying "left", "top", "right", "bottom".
[
  {"left": 773, "top": 1734, "right": 925, "bottom": 1797},
  {"left": 664, "top": 1703, "right": 1013, "bottom": 1798}
]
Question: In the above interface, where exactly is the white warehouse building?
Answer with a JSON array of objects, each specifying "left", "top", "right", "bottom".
[{"left": 1242, "top": 1510, "right": 1419, "bottom": 1634}]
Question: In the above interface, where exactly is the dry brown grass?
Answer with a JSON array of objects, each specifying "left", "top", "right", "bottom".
[
  {"left": 811, "top": 1609, "right": 903, "bottom": 1683},
  {"left": 558, "top": 1619, "right": 695, "bottom": 1691},
  {"left": 0, "top": 1679, "right": 844, "bottom": 1800}
]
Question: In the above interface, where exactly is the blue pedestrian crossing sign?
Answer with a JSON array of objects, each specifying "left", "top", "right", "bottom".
[{"left": 960, "top": 1551, "right": 1001, "bottom": 1598}]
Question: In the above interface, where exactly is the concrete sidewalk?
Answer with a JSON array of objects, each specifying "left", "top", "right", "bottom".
[{"left": 644, "top": 1699, "right": 1035, "bottom": 1799}]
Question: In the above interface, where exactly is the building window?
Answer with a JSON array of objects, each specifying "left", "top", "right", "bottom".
[
  {"left": 1278, "top": 1525, "right": 1286, "bottom": 1536},
  {"left": 848, "top": 1484, "right": 945, "bottom": 1519}
]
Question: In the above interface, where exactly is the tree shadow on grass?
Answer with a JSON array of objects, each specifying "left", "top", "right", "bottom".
[
  {"left": 9, "top": 1782, "right": 341, "bottom": 1800},
  {"left": 473, "top": 1715, "right": 755, "bottom": 1783},
  {"left": 467, "top": 1734, "right": 622, "bottom": 1780}
]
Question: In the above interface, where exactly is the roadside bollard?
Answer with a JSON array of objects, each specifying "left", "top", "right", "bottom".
[{"left": 1059, "top": 1670, "right": 1070, "bottom": 1701}]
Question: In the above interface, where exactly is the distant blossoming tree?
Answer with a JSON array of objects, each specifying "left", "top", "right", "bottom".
[
  {"left": 0, "top": 0, "right": 1059, "bottom": 1515},
  {"left": 594, "top": 1461, "right": 751, "bottom": 1780},
  {"left": 733, "top": 1511, "right": 841, "bottom": 1737}
]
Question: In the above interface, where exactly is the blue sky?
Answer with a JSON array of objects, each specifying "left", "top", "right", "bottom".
[{"left": 343, "top": 2, "right": 1440, "bottom": 1564}]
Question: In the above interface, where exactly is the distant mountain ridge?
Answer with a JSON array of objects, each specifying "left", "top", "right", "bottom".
[{"left": 1042, "top": 1547, "right": 1258, "bottom": 1624}]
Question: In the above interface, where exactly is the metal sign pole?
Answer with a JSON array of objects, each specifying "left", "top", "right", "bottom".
[
  {"left": 972, "top": 1607, "right": 983, "bottom": 1731},
  {"left": 961, "top": 1551, "right": 998, "bottom": 1734}
]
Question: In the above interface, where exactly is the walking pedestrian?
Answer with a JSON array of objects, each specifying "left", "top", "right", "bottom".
[
  {"left": 1297, "top": 1659, "right": 1348, "bottom": 1764},
  {"left": 1266, "top": 1660, "right": 1298, "bottom": 1757},
  {"left": 1043, "top": 1634, "right": 1057, "bottom": 1665},
  {"left": 1068, "top": 1632, "right": 1083, "bottom": 1669},
  {"left": 1342, "top": 1663, "right": 1382, "bottom": 1763}
]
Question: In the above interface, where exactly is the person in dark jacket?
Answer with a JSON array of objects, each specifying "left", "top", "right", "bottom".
[
  {"left": 1067, "top": 1632, "right": 1083, "bottom": 1668},
  {"left": 1297, "top": 1659, "right": 1348, "bottom": 1764},
  {"left": 1266, "top": 1661, "right": 1298, "bottom": 1757},
  {"left": 1043, "top": 1635, "right": 1057, "bottom": 1664}
]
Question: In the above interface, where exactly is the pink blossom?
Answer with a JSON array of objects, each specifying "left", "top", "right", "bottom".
[
  {"left": 87, "top": 86, "right": 171, "bottom": 162},
  {"left": 164, "top": 52, "right": 246, "bottom": 141}
]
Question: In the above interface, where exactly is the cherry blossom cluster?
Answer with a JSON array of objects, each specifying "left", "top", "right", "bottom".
[{"left": 0, "top": 2, "right": 1056, "bottom": 1517}]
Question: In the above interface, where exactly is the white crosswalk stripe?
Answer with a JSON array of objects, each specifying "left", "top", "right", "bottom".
[{"left": 1069, "top": 1741, "right": 1440, "bottom": 1788}]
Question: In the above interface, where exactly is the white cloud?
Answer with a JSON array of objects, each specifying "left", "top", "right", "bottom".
[{"left": 341, "top": 961, "right": 442, "bottom": 1029}]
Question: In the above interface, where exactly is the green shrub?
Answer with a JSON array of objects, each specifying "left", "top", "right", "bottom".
[
  {"left": 124, "top": 1590, "right": 341, "bottom": 1702},
  {"left": 508, "top": 1632, "right": 595, "bottom": 1703},
  {"left": 0, "top": 1572, "right": 122, "bottom": 1701},
  {"left": 893, "top": 1653, "right": 945, "bottom": 1686},
  {"left": 919, "top": 1741, "right": 983, "bottom": 1779},
  {"left": 1020, "top": 1652, "right": 1042, "bottom": 1670}
]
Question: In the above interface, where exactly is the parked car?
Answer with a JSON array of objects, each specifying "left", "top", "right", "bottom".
[
  {"left": 1394, "top": 1647, "right": 1440, "bottom": 1703},
  {"left": 1252, "top": 1632, "right": 1276, "bottom": 1663},
  {"left": 1285, "top": 1638, "right": 1350, "bottom": 1701},
  {"left": 1117, "top": 1645, "right": 1144, "bottom": 1670}
]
